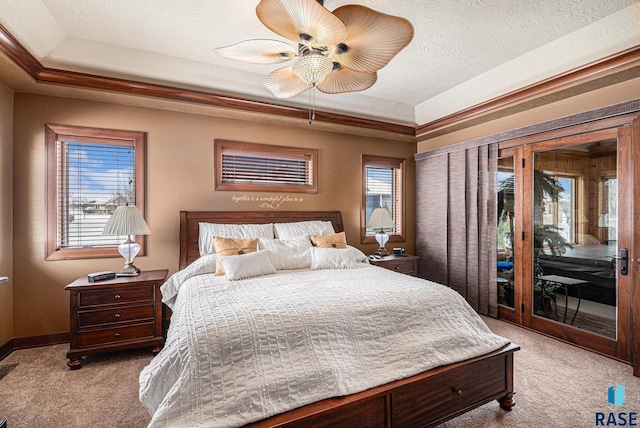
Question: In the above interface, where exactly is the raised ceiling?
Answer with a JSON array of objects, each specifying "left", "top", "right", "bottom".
[{"left": 0, "top": 0, "right": 639, "bottom": 129}]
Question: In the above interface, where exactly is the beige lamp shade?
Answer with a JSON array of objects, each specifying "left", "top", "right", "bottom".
[
  {"left": 102, "top": 205, "right": 150, "bottom": 276},
  {"left": 102, "top": 205, "right": 151, "bottom": 236},
  {"left": 367, "top": 208, "right": 394, "bottom": 256},
  {"left": 367, "top": 207, "right": 394, "bottom": 230}
]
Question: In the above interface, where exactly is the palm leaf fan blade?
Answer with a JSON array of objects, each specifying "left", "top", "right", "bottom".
[
  {"left": 316, "top": 68, "right": 376, "bottom": 94},
  {"left": 330, "top": 5, "right": 414, "bottom": 72},
  {"left": 214, "top": 39, "right": 296, "bottom": 64},
  {"left": 264, "top": 66, "right": 311, "bottom": 98},
  {"left": 256, "top": 0, "right": 346, "bottom": 47}
]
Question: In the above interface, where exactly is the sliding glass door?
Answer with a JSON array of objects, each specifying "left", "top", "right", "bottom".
[{"left": 498, "top": 128, "right": 632, "bottom": 361}]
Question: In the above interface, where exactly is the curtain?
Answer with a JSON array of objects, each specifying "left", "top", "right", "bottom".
[{"left": 415, "top": 143, "right": 498, "bottom": 317}]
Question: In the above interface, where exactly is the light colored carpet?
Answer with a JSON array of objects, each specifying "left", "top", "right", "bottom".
[{"left": 1, "top": 317, "right": 638, "bottom": 427}]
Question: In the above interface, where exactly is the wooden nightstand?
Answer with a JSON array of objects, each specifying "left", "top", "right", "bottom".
[
  {"left": 370, "top": 254, "right": 419, "bottom": 276},
  {"left": 65, "top": 269, "right": 168, "bottom": 369}
]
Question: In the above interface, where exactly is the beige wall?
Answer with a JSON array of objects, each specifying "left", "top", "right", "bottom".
[
  {"left": 12, "top": 93, "right": 416, "bottom": 339},
  {"left": 0, "top": 82, "right": 13, "bottom": 345},
  {"left": 417, "top": 76, "right": 640, "bottom": 153}
]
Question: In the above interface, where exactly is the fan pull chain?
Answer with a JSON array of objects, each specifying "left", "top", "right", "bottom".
[{"left": 308, "top": 85, "right": 317, "bottom": 126}]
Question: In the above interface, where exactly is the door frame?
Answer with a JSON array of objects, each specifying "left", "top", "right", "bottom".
[{"left": 497, "top": 115, "right": 637, "bottom": 365}]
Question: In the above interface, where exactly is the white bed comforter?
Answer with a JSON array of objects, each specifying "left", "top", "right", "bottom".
[{"left": 139, "top": 262, "right": 510, "bottom": 428}]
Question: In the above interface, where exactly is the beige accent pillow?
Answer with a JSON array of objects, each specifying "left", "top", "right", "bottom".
[
  {"left": 214, "top": 237, "right": 258, "bottom": 275},
  {"left": 309, "top": 231, "right": 347, "bottom": 249}
]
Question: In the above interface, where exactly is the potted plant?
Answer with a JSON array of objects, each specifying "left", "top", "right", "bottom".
[{"left": 497, "top": 170, "right": 571, "bottom": 310}]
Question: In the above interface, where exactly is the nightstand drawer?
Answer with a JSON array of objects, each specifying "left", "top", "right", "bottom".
[
  {"left": 78, "top": 285, "right": 154, "bottom": 307},
  {"left": 383, "top": 260, "right": 415, "bottom": 274},
  {"left": 370, "top": 255, "right": 418, "bottom": 276},
  {"left": 78, "top": 323, "right": 155, "bottom": 347},
  {"left": 78, "top": 304, "right": 155, "bottom": 328}
]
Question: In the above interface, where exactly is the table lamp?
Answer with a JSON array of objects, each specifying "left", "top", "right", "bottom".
[
  {"left": 367, "top": 207, "right": 394, "bottom": 256},
  {"left": 102, "top": 204, "right": 151, "bottom": 276}
]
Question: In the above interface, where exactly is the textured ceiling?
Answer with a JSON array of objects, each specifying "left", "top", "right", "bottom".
[{"left": 1, "top": 0, "right": 639, "bottom": 126}]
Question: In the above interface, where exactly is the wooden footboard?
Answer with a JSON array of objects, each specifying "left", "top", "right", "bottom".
[{"left": 248, "top": 343, "right": 519, "bottom": 428}]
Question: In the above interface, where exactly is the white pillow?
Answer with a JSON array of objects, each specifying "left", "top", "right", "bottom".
[
  {"left": 347, "top": 245, "right": 370, "bottom": 264},
  {"left": 274, "top": 220, "right": 335, "bottom": 239},
  {"left": 258, "top": 235, "right": 312, "bottom": 270},
  {"left": 310, "top": 247, "right": 359, "bottom": 270},
  {"left": 218, "top": 250, "right": 276, "bottom": 281},
  {"left": 199, "top": 222, "right": 274, "bottom": 255}
]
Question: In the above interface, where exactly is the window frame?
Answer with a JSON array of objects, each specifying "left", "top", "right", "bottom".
[
  {"left": 214, "top": 139, "right": 318, "bottom": 193},
  {"left": 361, "top": 155, "right": 405, "bottom": 244},
  {"left": 45, "top": 124, "right": 146, "bottom": 261}
]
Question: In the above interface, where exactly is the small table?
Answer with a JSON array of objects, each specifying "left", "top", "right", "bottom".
[
  {"left": 65, "top": 269, "right": 168, "bottom": 369},
  {"left": 537, "top": 274, "right": 588, "bottom": 325}
]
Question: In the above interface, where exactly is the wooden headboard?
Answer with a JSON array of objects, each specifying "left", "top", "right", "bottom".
[{"left": 179, "top": 211, "right": 344, "bottom": 269}]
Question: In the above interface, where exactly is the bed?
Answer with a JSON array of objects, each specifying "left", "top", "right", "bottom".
[{"left": 140, "top": 210, "right": 519, "bottom": 428}]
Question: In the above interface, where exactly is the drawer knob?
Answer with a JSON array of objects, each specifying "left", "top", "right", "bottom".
[
  {"left": 114, "top": 333, "right": 121, "bottom": 338},
  {"left": 114, "top": 294, "right": 121, "bottom": 300},
  {"left": 114, "top": 313, "right": 121, "bottom": 318},
  {"left": 456, "top": 389, "right": 463, "bottom": 396},
  {"left": 395, "top": 266, "right": 400, "bottom": 270}
]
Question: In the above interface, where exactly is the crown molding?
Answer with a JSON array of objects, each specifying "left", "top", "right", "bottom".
[
  {"left": 0, "top": 23, "right": 415, "bottom": 138},
  {"left": 2, "top": 22, "right": 639, "bottom": 141},
  {"left": 415, "top": 45, "right": 640, "bottom": 137}
]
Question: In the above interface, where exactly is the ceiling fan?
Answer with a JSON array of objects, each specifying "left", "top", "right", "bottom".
[{"left": 214, "top": 0, "right": 414, "bottom": 100}]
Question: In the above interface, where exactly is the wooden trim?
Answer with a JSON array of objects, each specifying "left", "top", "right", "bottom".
[
  {"left": 416, "top": 102, "right": 640, "bottom": 161},
  {"left": 361, "top": 155, "right": 406, "bottom": 244},
  {"left": 0, "top": 23, "right": 414, "bottom": 137},
  {"left": 0, "top": 338, "right": 13, "bottom": 361},
  {"left": 0, "top": 333, "right": 71, "bottom": 362},
  {"left": 44, "top": 124, "right": 147, "bottom": 261},
  {"left": 416, "top": 45, "right": 640, "bottom": 136},
  {"left": 616, "top": 124, "right": 633, "bottom": 362},
  {"left": 12, "top": 332, "right": 69, "bottom": 349},
  {"left": 633, "top": 117, "right": 640, "bottom": 376},
  {"left": 3, "top": 22, "right": 637, "bottom": 139}
]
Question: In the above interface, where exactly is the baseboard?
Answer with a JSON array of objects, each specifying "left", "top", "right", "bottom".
[
  {"left": 0, "top": 333, "right": 69, "bottom": 361},
  {"left": 0, "top": 339, "right": 13, "bottom": 361}
]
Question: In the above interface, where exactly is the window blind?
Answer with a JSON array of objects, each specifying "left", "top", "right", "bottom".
[
  {"left": 215, "top": 140, "right": 317, "bottom": 193},
  {"left": 221, "top": 152, "right": 311, "bottom": 187},
  {"left": 57, "top": 141, "right": 136, "bottom": 248}
]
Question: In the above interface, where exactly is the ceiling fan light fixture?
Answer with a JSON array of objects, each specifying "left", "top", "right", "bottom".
[{"left": 292, "top": 52, "right": 333, "bottom": 86}]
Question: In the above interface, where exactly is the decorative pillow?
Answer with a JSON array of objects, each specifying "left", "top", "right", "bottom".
[
  {"left": 347, "top": 245, "right": 369, "bottom": 264},
  {"left": 258, "top": 235, "right": 312, "bottom": 270},
  {"left": 214, "top": 237, "right": 258, "bottom": 275},
  {"left": 310, "top": 247, "right": 359, "bottom": 270},
  {"left": 310, "top": 231, "right": 347, "bottom": 249},
  {"left": 273, "top": 220, "right": 335, "bottom": 239},
  {"left": 218, "top": 250, "right": 276, "bottom": 281},
  {"left": 199, "top": 222, "right": 274, "bottom": 255}
]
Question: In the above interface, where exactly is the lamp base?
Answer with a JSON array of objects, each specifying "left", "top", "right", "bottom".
[
  {"left": 117, "top": 262, "right": 141, "bottom": 277},
  {"left": 375, "top": 247, "right": 390, "bottom": 257}
]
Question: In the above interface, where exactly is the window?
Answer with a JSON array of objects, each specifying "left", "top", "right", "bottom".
[
  {"left": 541, "top": 174, "right": 576, "bottom": 244},
  {"left": 45, "top": 124, "right": 146, "bottom": 260},
  {"left": 215, "top": 140, "right": 317, "bottom": 193},
  {"left": 361, "top": 155, "right": 405, "bottom": 243}
]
